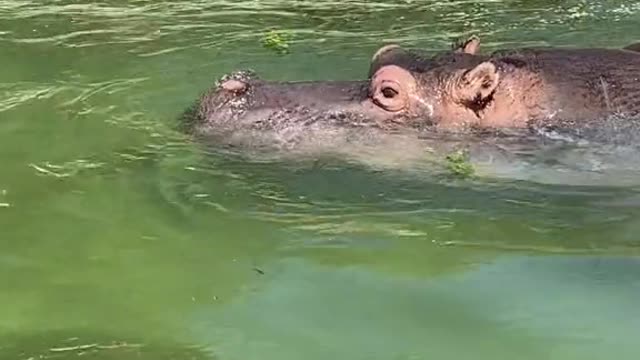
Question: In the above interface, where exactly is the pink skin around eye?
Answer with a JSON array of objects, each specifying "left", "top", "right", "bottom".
[{"left": 370, "top": 65, "right": 415, "bottom": 112}]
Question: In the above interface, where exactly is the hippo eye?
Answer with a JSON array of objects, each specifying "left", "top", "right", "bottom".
[
  {"left": 382, "top": 87, "right": 398, "bottom": 98},
  {"left": 371, "top": 80, "right": 406, "bottom": 112},
  {"left": 370, "top": 65, "right": 416, "bottom": 113}
]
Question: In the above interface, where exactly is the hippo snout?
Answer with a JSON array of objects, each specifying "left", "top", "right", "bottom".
[{"left": 197, "top": 64, "right": 440, "bottom": 134}]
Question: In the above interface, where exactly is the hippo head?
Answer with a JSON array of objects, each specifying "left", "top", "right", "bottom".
[
  {"left": 192, "top": 66, "right": 434, "bottom": 139},
  {"left": 187, "top": 37, "right": 488, "bottom": 148}
]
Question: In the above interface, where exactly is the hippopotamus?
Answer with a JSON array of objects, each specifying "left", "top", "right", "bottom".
[
  {"left": 183, "top": 36, "right": 482, "bottom": 151},
  {"left": 183, "top": 38, "right": 640, "bottom": 153}
]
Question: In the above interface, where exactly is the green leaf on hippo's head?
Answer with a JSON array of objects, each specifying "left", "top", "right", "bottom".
[{"left": 261, "top": 30, "right": 291, "bottom": 55}]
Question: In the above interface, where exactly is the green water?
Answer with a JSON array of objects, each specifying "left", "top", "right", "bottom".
[{"left": 2, "top": 1, "right": 640, "bottom": 359}]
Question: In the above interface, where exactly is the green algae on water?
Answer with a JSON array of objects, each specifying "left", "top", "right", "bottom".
[
  {"left": 261, "top": 30, "right": 291, "bottom": 55},
  {"left": 445, "top": 149, "right": 475, "bottom": 178}
]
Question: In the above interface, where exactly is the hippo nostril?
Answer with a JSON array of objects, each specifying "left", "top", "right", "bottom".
[{"left": 220, "top": 79, "right": 248, "bottom": 94}]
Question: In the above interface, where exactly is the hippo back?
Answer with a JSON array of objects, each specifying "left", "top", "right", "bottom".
[{"left": 490, "top": 47, "right": 640, "bottom": 122}]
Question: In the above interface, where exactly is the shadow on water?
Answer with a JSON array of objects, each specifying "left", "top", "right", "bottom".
[{"left": 183, "top": 254, "right": 640, "bottom": 360}]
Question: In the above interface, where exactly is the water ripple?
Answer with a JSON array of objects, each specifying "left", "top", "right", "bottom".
[
  {"left": 0, "top": 83, "right": 66, "bottom": 112},
  {"left": 3, "top": 0, "right": 640, "bottom": 258},
  {"left": 2, "top": 0, "right": 639, "bottom": 53},
  {"left": 29, "top": 159, "right": 105, "bottom": 178},
  {"left": 59, "top": 77, "right": 148, "bottom": 106}
]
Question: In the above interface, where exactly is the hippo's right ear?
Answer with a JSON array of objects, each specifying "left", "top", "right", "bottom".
[
  {"left": 453, "top": 35, "right": 480, "bottom": 55},
  {"left": 454, "top": 62, "right": 499, "bottom": 104},
  {"left": 623, "top": 42, "right": 640, "bottom": 53}
]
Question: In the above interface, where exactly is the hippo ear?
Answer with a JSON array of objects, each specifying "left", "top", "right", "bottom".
[
  {"left": 623, "top": 42, "right": 640, "bottom": 53},
  {"left": 455, "top": 62, "right": 499, "bottom": 103},
  {"left": 452, "top": 35, "right": 480, "bottom": 54},
  {"left": 461, "top": 35, "right": 480, "bottom": 54},
  {"left": 369, "top": 44, "right": 407, "bottom": 78}
]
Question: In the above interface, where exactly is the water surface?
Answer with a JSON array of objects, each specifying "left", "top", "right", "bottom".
[{"left": 2, "top": 1, "right": 640, "bottom": 359}]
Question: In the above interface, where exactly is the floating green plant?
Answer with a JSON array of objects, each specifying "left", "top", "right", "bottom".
[
  {"left": 261, "top": 30, "right": 291, "bottom": 55},
  {"left": 445, "top": 149, "right": 475, "bottom": 178}
]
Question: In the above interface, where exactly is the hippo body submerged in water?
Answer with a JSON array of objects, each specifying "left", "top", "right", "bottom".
[{"left": 184, "top": 38, "right": 640, "bottom": 156}]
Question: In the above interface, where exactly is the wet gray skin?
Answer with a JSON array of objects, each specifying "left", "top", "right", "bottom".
[{"left": 188, "top": 70, "right": 429, "bottom": 153}]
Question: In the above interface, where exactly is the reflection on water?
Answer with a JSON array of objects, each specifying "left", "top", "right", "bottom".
[{"left": 1, "top": 0, "right": 640, "bottom": 359}]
